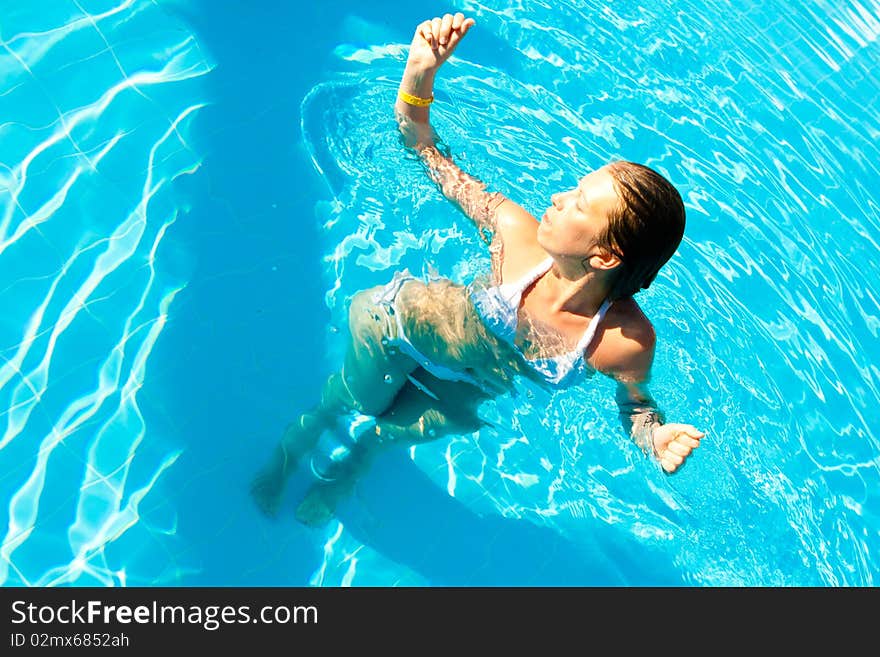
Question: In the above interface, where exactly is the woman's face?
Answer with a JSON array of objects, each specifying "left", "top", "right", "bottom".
[{"left": 538, "top": 166, "right": 620, "bottom": 263}]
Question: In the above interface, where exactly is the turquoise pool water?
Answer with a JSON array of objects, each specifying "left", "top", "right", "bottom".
[{"left": 1, "top": 0, "right": 878, "bottom": 586}]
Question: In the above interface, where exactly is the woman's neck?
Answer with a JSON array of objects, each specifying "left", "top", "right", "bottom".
[{"left": 536, "top": 258, "right": 613, "bottom": 317}]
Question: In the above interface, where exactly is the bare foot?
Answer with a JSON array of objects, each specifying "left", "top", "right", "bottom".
[
  {"left": 250, "top": 466, "right": 285, "bottom": 518},
  {"left": 294, "top": 480, "right": 354, "bottom": 528},
  {"left": 250, "top": 416, "right": 333, "bottom": 518}
]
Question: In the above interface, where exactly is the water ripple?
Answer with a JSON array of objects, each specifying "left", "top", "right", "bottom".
[{"left": 0, "top": 0, "right": 211, "bottom": 586}]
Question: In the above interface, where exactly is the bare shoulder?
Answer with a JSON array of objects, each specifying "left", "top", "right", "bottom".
[
  {"left": 589, "top": 297, "right": 656, "bottom": 380},
  {"left": 495, "top": 198, "right": 538, "bottom": 238},
  {"left": 606, "top": 297, "right": 656, "bottom": 343},
  {"left": 493, "top": 198, "right": 545, "bottom": 280}
]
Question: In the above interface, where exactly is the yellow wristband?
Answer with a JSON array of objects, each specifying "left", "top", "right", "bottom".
[{"left": 398, "top": 89, "right": 434, "bottom": 107}]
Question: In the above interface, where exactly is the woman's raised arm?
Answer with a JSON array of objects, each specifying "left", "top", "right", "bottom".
[{"left": 395, "top": 13, "right": 509, "bottom": 243}]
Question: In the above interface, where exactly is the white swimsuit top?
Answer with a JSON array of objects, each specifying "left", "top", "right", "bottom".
[{"left": 470, "top": 257, "right": 613, "bottom": 388}]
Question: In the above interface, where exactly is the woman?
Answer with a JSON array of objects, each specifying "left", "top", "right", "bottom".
[{"left": 252, "top": 12, "right": 705, "bottom": 527}]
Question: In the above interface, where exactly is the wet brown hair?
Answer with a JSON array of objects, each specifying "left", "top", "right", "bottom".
[{"left": 593, "top": 160, "right": 686, "bottom": 300}]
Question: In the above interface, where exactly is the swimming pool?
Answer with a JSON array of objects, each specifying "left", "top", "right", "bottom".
[{"left": 1, "top": 0, "right": 878, "bottom": 587}]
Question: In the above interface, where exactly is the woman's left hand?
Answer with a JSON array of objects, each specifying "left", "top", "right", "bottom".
[
  {"left": 406, "top": 12, "right": 476, "bottom": 72},
  {"left": 652, "top": 423, "right": 705, "bottom": 473}
]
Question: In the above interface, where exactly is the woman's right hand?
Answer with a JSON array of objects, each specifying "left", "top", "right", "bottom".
[{"left": 406, "top": 12, "right": 476, "bottom": 72}]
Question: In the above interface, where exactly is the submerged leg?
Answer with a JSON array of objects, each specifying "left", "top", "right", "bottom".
[
  {"left": 250, "top": 286, "right": 417, "bottom": 518},
  {"left": 376, "top": 372, "right": 490, "bottom": 445},
  {"left": 250, "top": 373, "right": 352, "bottom": 517},
  {"left": 295, "top": 428, "right": 382, "bottom": 527},
  {"left": 294, "top": 373, "right": 491, "bottom": 527}
]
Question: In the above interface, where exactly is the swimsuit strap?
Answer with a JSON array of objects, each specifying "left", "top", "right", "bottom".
[
  {"left": 574, "top": 297, "right": 613, "bottom": 354},
  {"left": 510, "top": 256, "right": 555, "bottom": 296},
  {"left": 513, "top": 256, "right": 612, "bottom": 355}
]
